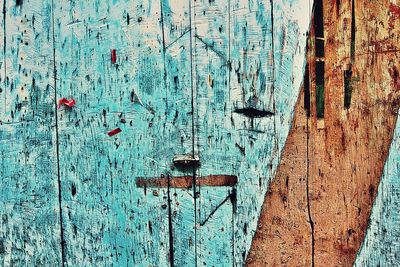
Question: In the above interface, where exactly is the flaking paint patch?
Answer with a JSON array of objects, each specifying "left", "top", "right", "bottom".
[
  {"left": 1, "top": 0, "right": 313, "bottom": 265},
  {"left": 194, "top": 0, "right": 313, "bottom": 265}
]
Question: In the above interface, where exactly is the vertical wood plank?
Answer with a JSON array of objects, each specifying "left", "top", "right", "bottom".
[
  {"left": 161, "top": 0, "right": 196, "bottom": 265},
  {"left": 191, "top": 0, "right": 233, "bottom": 266},
  {"left": 246, "top": 89, "right": 312, "bottom": 266},
  {"left": 308, "top": 0, "right": 400, "bottom": 265},
  {"left": 249, "top": 0, "right": 400, "bottom": 265},
  {"left": 53, "top": 0, "right": 177, "bottom": 265},
  {"left": 195, "top": 1, "right": 311, "bottom": 266},
  {"left": 54, "top": 0, "right": 197, "bottom": 265},
  {"left": 0, "top": 0, "right": 62, "bottom": 265}
]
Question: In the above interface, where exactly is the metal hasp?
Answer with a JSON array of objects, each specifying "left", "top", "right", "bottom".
[{"left": 173, "top": 154, "right": 200, "bottom": 168}]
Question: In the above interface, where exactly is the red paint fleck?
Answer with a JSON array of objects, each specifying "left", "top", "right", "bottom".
[
  {"left": 389, "top": 3, "right": 400, "bottom": 16},
  {"left": 389, "top": 3, "right": 400, "bottom": 28},
  {"left": 58, "top": 98, "right": 76, "bottom": 109},
  {"left": 107, "top": 128, "right": 122, "bottom": 136},
  {"left": 111, "top": 49, "right": 117, "bottom": 64}
]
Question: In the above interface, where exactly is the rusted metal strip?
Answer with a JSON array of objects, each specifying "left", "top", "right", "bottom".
[{"left": 136, "top": 175, "right": 237, "bottom": 188}]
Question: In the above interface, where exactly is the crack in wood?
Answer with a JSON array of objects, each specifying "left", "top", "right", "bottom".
[
  {"left": 51, "top": 0, "right": 66, "bottom": 265},
  {"left": 199, "top": 190, "right": 236, "bottom": 226}
]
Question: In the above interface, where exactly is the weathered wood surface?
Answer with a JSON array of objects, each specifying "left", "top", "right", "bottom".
[
  {"left": 247, "top": 88, "right": 312, "bottom": 266},
  {"left": 0, "top": 0, "right": 62, "bottom": 265},
  {"left": 2, "top": 0, "right": 400, "bottom": 266},
  {"left": 355, "top": 2, "right": 400, "bottom": 265},
  {"left": 194, "top": 0, "right": 312, "bottom": 265},
  {"left": 248, "top": 0, "right": 400, "bottom": 266},
  {"left": 53, "top": 1, "right": 177, "bottom": 265},
  {"left": 0, "top": 0, "right": 311, "bottom": 265},
  {"left": 52, "top": 0, "right": 311, "bottom": 265},
  {"left": 355, "top": 105, "right": 400, "bottom": 266}
]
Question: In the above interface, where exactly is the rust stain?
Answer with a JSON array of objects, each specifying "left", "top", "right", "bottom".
[{"left": 136, "top": 175, "right": 238, "bottom": 188}]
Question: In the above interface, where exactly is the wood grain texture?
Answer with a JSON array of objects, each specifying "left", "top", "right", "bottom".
[
  {"left": 53, "top": 1, "right": 173, "bottom": 265},
  {"left": 50, "top": 0, "right": 311, "bottom": 265},
  {"left": 0, "top": 0, "right": 62, "bottom": 265},
  {"left": 194, "top": 0, "right": 312, "bottom": 265},
  {"left": 247, "top": 88, "right": 312, "bottom": 266},
  {"left": 248, "top": 0, "right": 400, "bottom": 266},
  {"left": 10, "top": 0, "right": 400, "bottom": 266},
  {"left": 136, "top": 175, "right": 237, "bottom": 188},
  {"left": 354, "top": 2, "right": 400, "bottom": 265},
  {"left": 192, "top": 0, "right": 233, "bottom": 265},
  {"left": 162, "top": 1, "right": 197, "bottom": 265},
  {"left": 51, "top": 0, "right": 311, "bottom": 265},
  {"left": 355, "top": 103, "right": 400, "bottom": 266}
]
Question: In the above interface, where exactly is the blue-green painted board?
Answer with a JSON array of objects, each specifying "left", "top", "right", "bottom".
[
  {"left": 194, "top": 0, "right": 312, "bottom": 266},
  {"left": 354, "top": 113, "right": 400, "bottom": 266},
  {"left": 3, "top": 0, "right": 400, "bottom": 265},
  {"left": 0, "top": 0, "right": 316, "bottom": 266},
  {"left": 53, "top": 0, "right": 197, "bottom": 265},
  {"left": 161, "top": 1, "right": 196, "bottom": 265},
  {"left": 0, "top": 0, "right": 62, "bottom": 265},
  {"left": 53, "top": 1, "right": 170, "bottom": 265},
  {"left": 192, "top": 0, "right": 233, "bottom": 266}
]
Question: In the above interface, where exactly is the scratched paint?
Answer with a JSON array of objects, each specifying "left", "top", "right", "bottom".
[
  {"left": 53, "top": 0, "right": 180, "bottom": 265},
  {"left": 58, "top": 0, "right": 312, "bottom": 265},
  {"left": 0, "top": 0, "right": 62, "bottom": 266},
  {"left": 193, "top": 1, "right": 312, "bottom": 265},
  {"left": 0, "top": 0, "right": 315, "bottom": 265},
  {"left": 0, "top": 0, "right": 397, "bottom": 265}
]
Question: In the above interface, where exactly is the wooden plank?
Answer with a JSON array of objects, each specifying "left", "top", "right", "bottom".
[
  {"left": 160, "top": 0, "right": 196, "bottom": 265},
  {"left": 192, "top": 0, "right": 233, "bottom": 265},
  {"left": 309, "top": 0, "right": 400, "bottom": 265},
  {"left": 190, "top": 0, "right": 312, "bottom": 265},
  {"left": 52, "top": 0, "right": 192, "bottom": 265},
  {"left": 232, "top": 1, "right": 312, "bottom": 265},
  {"left": 247, "top": 88, "right": 312, "bottom": 266},
  {"left": 5, "top": 1, "right": 399, "bottom": 266},
  {"left": 354, "top": 6, "right": 400, "bottom": 265},
  {"left": 0, "top": 0, "right": 62, "bottom": 265}
]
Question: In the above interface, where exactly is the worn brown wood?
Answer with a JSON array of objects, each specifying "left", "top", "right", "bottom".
[
  {"left": 248, "top": 0, "right": 400, "bottom": 266},
  {"left": 247, "top": 88, "right": 312, "bottom": 266}
]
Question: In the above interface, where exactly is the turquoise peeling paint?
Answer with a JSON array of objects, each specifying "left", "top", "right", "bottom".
[
  {"left": 1, "top": 0, "right": 312, "bottom": 266},
  {"left": 354, "top": 114, "right": 400, "bottom": 266},
  {"left": 0, "top": 0, "right": 62, "bottom": 265},
  {"left": 54, "top": 1, "right": 176, "bottom": 265},
  {"left": 195, "top": 1, "right": 312, "bottom": 265}
]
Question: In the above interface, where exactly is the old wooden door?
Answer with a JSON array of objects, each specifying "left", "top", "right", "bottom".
[{"left": 0, "top": 0, "right": 311, "bottom": 266}]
